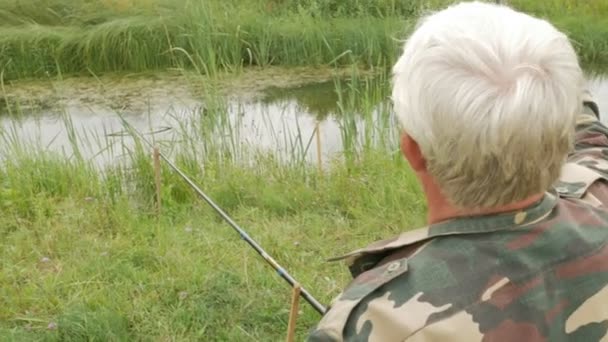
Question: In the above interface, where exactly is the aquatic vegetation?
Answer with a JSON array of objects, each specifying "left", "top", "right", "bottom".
[{"left": 0, "top": 0, "right": 607, "bottom": 80}]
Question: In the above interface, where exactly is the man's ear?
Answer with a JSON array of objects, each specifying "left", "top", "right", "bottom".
[{"left": 400, "top": 132, "right": 426, "bottom": 172}]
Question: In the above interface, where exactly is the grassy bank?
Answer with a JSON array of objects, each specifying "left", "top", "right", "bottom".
[
  {"left": 0, "top": 149, "right": 424, "bottom": 341},
  {"left": 0, "top": 70, "right": 426, "bottom": 340},
  {"left": 1, "top": 0, "right": 607, "bottom": 80}
]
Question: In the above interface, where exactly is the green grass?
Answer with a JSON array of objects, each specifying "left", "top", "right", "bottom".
[
  {"left": 0, "top": 154, "right": 424, "bottom": 341},
  {"left": 0, "top": 69, "right": 427, "bottom": 340},
  {"left": 0, "top": 0, "right": 607, "bottom": 80},
  {"left": 0, "top": 136, "right": 425, "bottom": 341}
]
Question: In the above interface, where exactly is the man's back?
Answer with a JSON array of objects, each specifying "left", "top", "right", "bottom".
[{"left": 309, "top": 102, "right": 608, "bottom": 341}]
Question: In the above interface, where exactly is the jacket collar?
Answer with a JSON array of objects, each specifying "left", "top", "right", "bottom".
[{"left": 329, "top": 191, "right": 558, "bottom": 277}]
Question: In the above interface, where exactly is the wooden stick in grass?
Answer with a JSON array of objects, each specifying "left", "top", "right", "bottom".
[
  {"left": 286, "top": 283, "right": 302, "bottom": 342},
  {"left": 315, "top": 122, "right": 322, "bottom": 173},
  {"left": 153, "top": 145, "right": 162, "bottom": 218}
]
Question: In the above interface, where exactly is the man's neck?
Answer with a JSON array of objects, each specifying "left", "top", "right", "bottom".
[{"left": 420, "top": 173, "right": 545, "bottom": 225}]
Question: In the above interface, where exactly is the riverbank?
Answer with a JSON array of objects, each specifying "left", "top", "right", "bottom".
[
  {"left": 0, "top": 74, "right": 424, "bottom": 340},
  {"left": 0, "top": 65, "right": 412, "bottom": 340},
  {"left": 1, "top": 0, "right": 607, "bottom": 80}
]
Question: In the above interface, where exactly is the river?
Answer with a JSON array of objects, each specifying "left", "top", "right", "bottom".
[{"left": 1, "top": 69, "right": 606, "bottom": 168}]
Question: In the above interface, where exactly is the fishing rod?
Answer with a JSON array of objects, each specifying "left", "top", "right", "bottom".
[{"left": 114, "top": 113, "right": 327, "bottom": 316}]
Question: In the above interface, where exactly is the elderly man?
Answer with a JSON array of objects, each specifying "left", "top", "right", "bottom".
[{"left": 309, "top": 1, "right": 608, "bottom": 341}]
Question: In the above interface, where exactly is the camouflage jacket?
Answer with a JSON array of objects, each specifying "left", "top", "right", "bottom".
[{"left": 308, "top": 96, "right": 608, "bottom": 341}]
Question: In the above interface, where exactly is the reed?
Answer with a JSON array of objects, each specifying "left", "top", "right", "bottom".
[{"left": 1, "top": 0, "right": 606, "bottom": 80}]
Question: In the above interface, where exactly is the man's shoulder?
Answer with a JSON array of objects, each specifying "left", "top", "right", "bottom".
[
  {"left": 308, "top": 222, "right": 498, "bottom": 341},
  {"left": 308, "top": 195, "right": 608, "bottom": 341},
  {"left": 307, "top": 226, "right": 434, "bottom": 341},
  {"left": 558, "top": 99, "right": 608, "bottom": 205},
  {"left": 308, "top": 227, "right": 499, "bottom": 341}
]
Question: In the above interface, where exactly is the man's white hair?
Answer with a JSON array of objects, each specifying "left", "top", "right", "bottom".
[{"left": 392, "top": 1, "right": 584, "bottom": 208}]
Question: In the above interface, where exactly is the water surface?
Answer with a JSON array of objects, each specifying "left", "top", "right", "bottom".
[{"left": 1, "top": 69, "right": 607, "bottom": 169}]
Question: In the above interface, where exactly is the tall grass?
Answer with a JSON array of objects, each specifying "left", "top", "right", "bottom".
[
  {"left": 510, "top": 0, "right": 608, "bottom": 17},
  {"left": 1, "top": 0, "right": 607, "bottom": 81}
]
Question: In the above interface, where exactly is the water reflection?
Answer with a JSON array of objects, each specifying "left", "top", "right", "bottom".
[
  {"left": 0, "top": 77, "right": 378, "bottom": 168},
  {"left": 261, "top": 81, "right": 341, "bottom": 120}
]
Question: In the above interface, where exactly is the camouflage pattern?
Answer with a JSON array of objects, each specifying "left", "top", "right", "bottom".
[{"left": 308, "top": 97, "right": 608, "bottom": 341}]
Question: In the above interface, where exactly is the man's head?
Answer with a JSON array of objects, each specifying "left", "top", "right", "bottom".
[{"left": 392, "top": 1, "right": 584, "bottom": 209}]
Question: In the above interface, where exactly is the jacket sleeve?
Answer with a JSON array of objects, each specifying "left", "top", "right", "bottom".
[
  {"left": 556, "top": 92, "right": 608, "bottom": 206},
  {"left": 572, "top": 91, "right": 604, "bottom": 156}
]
